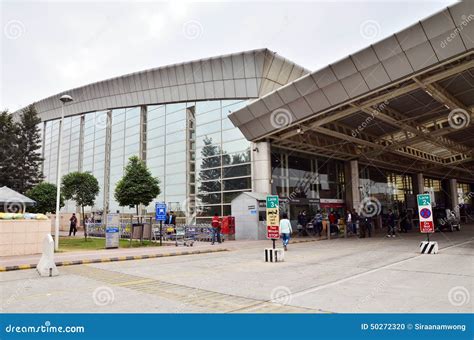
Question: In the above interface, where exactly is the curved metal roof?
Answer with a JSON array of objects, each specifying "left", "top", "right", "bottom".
[
  {"left": 23, "top": 48, "right": 310, "bottom": 121},
  {"left": 229, "top": 1, "right": 473, "bottom": 141}
]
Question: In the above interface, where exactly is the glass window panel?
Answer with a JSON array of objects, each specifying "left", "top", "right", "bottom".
[
  {"left": 166, "top": 130, "right": 185, "bottom": 144},
  {"left": 147, "top": 156, "right": 165, "bottom": 169},
  {"left": 222, "top": 164, "right": 251, "bottom": 178},
  {"left": 166, "top": 119, "right": 186, "bottom": 132},
  {"left": 196, "top": 155, "right": 221, "bottom": 169},
  {"left": 165, "top": 152, "right": 186, "bottom": 164},
  {"left": 166, "top": 141, "right": 186, "bottom": 154},
  {"left": 200, "top": 193, "right": 221, "bottom": 204},
  {"left": 148, "top": 146, "right": 165, "bottom": 158},
  {"left": 196, "top": 109, "right": 221, "bottom": 125},
  {"left": 199, "top": 168, "right": 221, "bottom": 180},
  {"left": 223, "top": 191, "right": 247, "bottom": 203},
  {"left": 222, "top": 140, "right": 249, "bottom": 154},
  {"left": 165, "top": 185, "right": 185, "bottom": 196},
  {"left": 221, "top": 118, "right": 236, "bottom": 130},
  {"left": 222, "top": 151, "right": 250, "bottom": 166},
  {"left": 222, "top": 205, "right": 231, "bottom": 216},
  {"left": 198, "top": 180, "right": 221, "bottom": 193},
  {"left": 196, "top": 101, "right": 221, "bottom": 115},
  {"left": 222, "top": 128, "right": 244, "bottom": 142},
  {"left": 166, "top": 173, "right": 186, "bottom": 185},
  {"left": 147, "top": 137, "right": 165, "bottom": 150},
  {"left": 148, "top": 117, "right": 165, "bottom": 129},
  {"left": 196, "top": 120, "right": 221, "bottom": 136},
  {"left": 223, "top": 177, "right": 251, "bottom": 191},
  {"left": 166, "top": 103, "right": 186, "bottom": 114},
  {"left": 166, "top": 109, "right": 186, "bottom": 122},
  {"left": 196, "top": 133, "right": 221, "bottom": 148}
]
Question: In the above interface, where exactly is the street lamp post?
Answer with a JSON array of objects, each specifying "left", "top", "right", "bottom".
[{"left": 54, "top": 94, "right": 73, "bottom": 251}]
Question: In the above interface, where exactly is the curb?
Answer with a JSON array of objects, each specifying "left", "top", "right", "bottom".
[{"left": 0, "top": 248, "right": 228, "bottom": 272}]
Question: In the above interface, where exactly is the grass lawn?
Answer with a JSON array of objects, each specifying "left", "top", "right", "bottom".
[{"left": 58, "top": 237, "right": 160, "bottom": 251}]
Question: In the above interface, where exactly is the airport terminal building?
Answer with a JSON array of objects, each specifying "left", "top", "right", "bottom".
[{"left": 21, "top": 1, "right": 473, "bottom": 224}]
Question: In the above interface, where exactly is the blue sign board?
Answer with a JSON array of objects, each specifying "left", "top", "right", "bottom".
[{"left": 155, "top": 202, "right": 167, "bottom": 221}]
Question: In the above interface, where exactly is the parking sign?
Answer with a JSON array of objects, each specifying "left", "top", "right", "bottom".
[
  {"left": 417, "top": 194, "right": 434, "bottom": 233},
  {"left": 266, "top": 195, "right": 280, "bottom": 239},
  {"left": 155, "top": 202, "right": 167, "bottom": 222}
]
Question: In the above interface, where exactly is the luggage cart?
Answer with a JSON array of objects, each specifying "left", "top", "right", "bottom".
[{"left": 174, "top": 225, "right": 194, "bottom": 247}]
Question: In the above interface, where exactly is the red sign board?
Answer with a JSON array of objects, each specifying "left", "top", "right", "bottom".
[
  {"left": 267, "top": 225, "right": 280, "bottom": 239},
  {"left": 419, "top": 220, "right": 434, "bottom": 233}
]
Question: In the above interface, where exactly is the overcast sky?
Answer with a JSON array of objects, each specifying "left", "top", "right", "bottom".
[{"left": 1, "top": 0, "right": 458, "bottom": 111}]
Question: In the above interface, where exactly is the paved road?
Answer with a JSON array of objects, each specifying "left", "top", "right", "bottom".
[{"left": 1, "top": 226, "right": 473, "bottom": 313}]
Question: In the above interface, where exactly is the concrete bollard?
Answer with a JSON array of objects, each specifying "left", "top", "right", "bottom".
[
  {"left": 36, "top": 234, "right": 59, "bottom": 277},
  {"left": 264, "top": 248, "right": 285, "bottom": 262},
  {"left": 420, "top": 241, "right": 438, "bottom": 254}
]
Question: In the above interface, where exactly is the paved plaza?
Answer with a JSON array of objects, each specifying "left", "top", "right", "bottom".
[{"left": 1, "top": 226, "right": 473, "bottom": 313}]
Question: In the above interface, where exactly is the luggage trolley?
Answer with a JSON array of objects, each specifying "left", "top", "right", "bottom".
[{"left": 174, "top": 225, "right": 195, "bottom": 247}]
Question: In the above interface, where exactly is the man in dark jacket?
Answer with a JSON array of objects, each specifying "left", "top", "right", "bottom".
[
  {"left": 386, "top": 209, "right": 396, "bottom": 238},
  {"left": 69, "top": 213, "right": 78, "bottom": 236}
]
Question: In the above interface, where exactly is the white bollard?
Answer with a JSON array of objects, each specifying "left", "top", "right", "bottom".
[
  {"left": 36, "top": 234, "right": 59, "bottom": 277},
  {"left": 420, "top": 241, "right": 438, "bottom": 254}
]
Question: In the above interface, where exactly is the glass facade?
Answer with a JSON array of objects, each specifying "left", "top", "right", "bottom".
[
  {"left": 271, "top": 148, "right": 345, "bottom": 223},
  {"left": 40, "top": 99, "right": 251, "bottom": 219},
  {"left": 359, "top": 166, "right": 414, "bottom": 213}
]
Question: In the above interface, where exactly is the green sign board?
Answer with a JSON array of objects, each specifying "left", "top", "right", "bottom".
[
  {"left": 266, "top": 195, "right": 279, "bottom": 209},
  {"left": 417, "top": 194, "right": 431, "bottom": 207}
]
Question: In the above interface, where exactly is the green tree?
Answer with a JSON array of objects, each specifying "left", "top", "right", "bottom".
[
  {"left": 114, "top": 156, "right": 160, "bottom": 216},
  {"left": 14, "top": 105, "right": 44, "bottom": 193},
  {"left": 26, "top": 182, "right": 64, "bottom": 214},
  {"left": 62, "top": 172, "right": 99, "bottom": 240},
  {"left": 0, "top": 110, "right": 19, "bottom": 189}
]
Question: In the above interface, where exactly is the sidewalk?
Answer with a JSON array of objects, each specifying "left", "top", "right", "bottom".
[{"left": 0, "top": 242, "right": 228, "bottom": 271}]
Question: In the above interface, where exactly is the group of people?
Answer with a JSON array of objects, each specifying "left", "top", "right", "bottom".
[{"left": 279, "top": 207, "right": 413, "bottom": 249}]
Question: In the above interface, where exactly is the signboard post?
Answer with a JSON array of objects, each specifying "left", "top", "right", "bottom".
[
  {"left": 105, "top": 213, "right": 120, "bottom": 249},
  {"left": 266, "top": 195, "right": 280, "bottom": 249},
  {"left": 417, "top": 194, "right": 434, "bottom": 240},
  {"left": 155, "top": 202, "right": 167, "bottom": 246}
]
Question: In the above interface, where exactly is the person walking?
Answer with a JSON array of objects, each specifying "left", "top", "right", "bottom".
[
  {"left": 69, "top": 213, "right": 78, "bottom": 236},
  {"left": 386, "top": 209, "right": 396, "bottom": 238},
  {"left": 345, "top": 209, "right": 353, "bottom": 236},
  {"left": 313, "top": 210, "right": 323, "bottom": 237},
  {"left": 211, "top": 213, "right": 221, "bottom": 245},
  {"left": 360, "top": 215, "right": 372, "bottom": 238},
  {"left": 280, "top": 213, "right": 293, "bottom": 251}
]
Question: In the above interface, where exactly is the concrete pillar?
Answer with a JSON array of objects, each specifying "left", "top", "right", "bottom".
[
  {"left": 344, "top": 160, "right": 360, "bottom": 211},
  {"left": 414, "top": 173, "right": 424, "bottom": 195},
  {"left": 449, "top": 179, "right": 459, "bottom": 217},
  {"left": 251, "top": 141, "right": 271, "bottom": 194}
]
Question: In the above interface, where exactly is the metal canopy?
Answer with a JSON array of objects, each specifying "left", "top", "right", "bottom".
[
  {"left": 230, "top": 1, "right": 474, "bottom": 182},
  {"left": 0, "top": 186, "right": 36, "bottom": 206}
]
